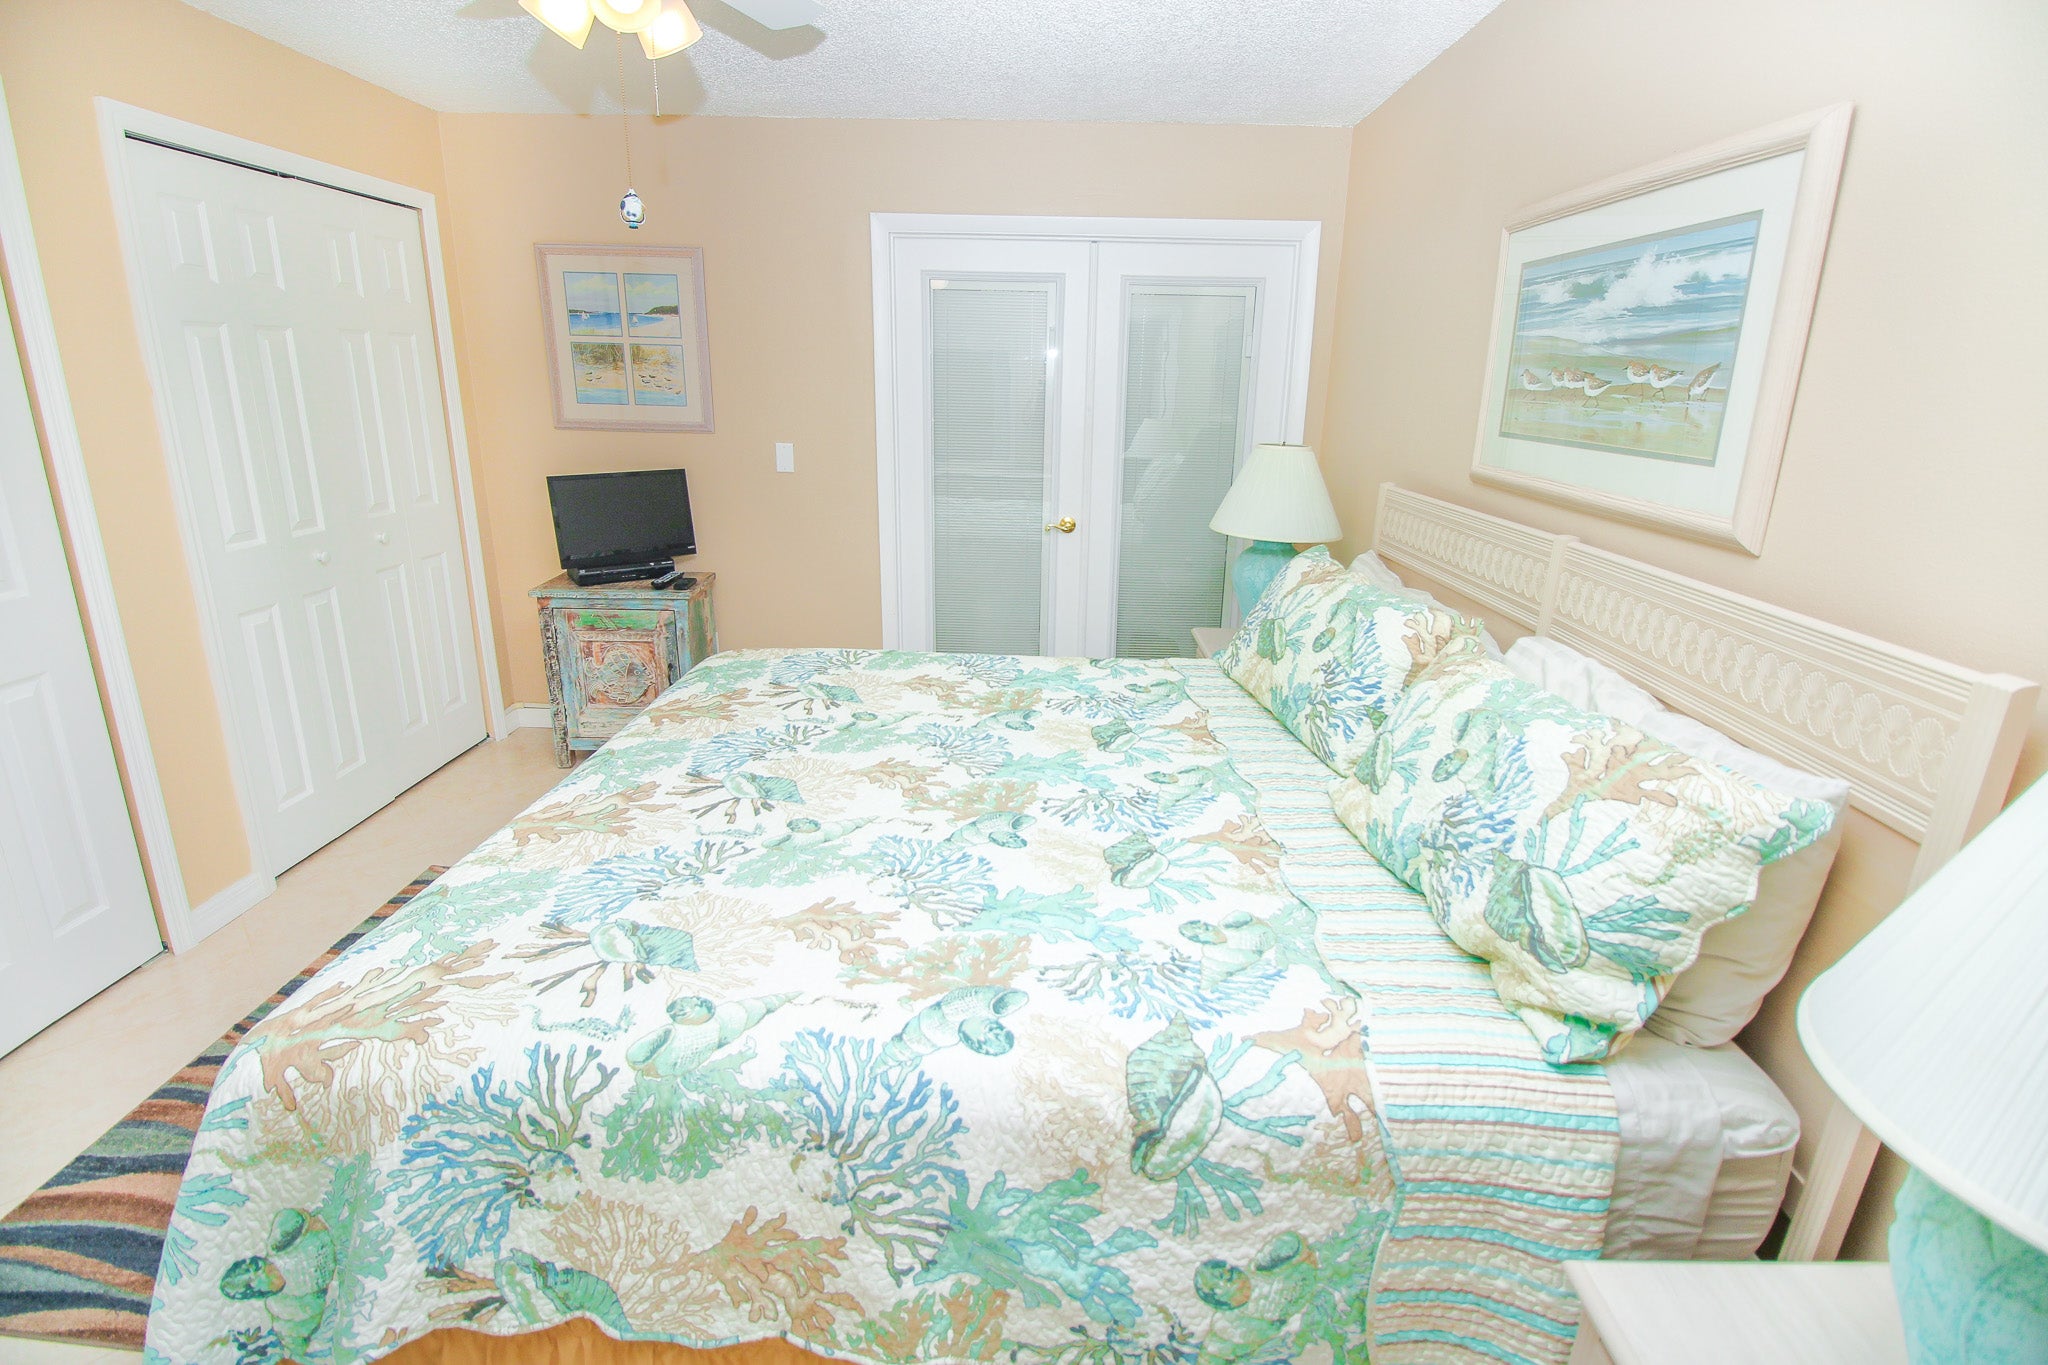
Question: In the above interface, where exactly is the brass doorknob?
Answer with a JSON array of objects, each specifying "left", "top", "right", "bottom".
[{"left": 1045, "top": 517, "right": 1078, "bottom": 534}]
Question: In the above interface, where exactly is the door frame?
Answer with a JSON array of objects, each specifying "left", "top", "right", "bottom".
[
  {"left": 870, "top": 213, "right": 1320, "bottom": 652},
  {"left": 93, "top": 99, "right": 505, "bottom": 947}
]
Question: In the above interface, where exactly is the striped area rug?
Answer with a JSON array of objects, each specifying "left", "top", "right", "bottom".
[{"left": 0, "top": 869, "right": 444, "bottom": 1351}]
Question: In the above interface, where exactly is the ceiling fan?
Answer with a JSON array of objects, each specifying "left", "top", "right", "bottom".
[
  {"left": 519, "top": 0, "right": 823, "bottom": 228},
  {"left": 520, "top": 0, "right": 823, "bottom": 58}
]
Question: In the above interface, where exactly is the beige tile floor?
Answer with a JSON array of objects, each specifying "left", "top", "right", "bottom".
[{"left": 0, "top": 729, "right": 566, "bottom": 1365}]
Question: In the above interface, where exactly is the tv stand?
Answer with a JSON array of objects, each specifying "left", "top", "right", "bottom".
[
  {"left": 530, "top": 572, "right": 717, "bottom": 766},
  {"left": 566, "top": 558, "right": 676, "bottom": 587}
]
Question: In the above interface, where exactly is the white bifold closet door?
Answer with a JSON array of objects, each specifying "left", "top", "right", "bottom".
[
  {"left": 119, "top": 137, "right": 484, "bottom": 874},
  {"left": 884, "top": 227, "right": 1312, "bottom": 658},
  {"left": 0, "top": 263, "right": 161, "bottom": 1055}
]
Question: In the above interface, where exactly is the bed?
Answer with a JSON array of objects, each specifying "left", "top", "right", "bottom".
[{"left": 142, "top": 488, "right": 2034, "bottom": 1365}]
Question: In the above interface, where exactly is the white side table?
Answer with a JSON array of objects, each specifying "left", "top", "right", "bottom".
[
  {"left": 1191, "top": 626, "right": 1232, "bottom": 659},
  {"left": 1566, "top": 1261, "right": 1907, "bottom": 1365}
]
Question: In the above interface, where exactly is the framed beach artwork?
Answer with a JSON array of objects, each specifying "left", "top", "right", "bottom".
[
  {"left": 1470, "top": 105, "right": 1851, "bottom": 552},
  {"left": 536, "top": 244, "right": 713, "bottom": 432}
]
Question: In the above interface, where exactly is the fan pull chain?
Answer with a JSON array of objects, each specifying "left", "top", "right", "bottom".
[
  {"left": 616, "top": 30, "right": 644, "bottom": 228},
  {"left": 617, "top": 31, "right": 632, "bottom": 184}
]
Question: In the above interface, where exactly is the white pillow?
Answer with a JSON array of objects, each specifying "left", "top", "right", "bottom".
[
  {"left": 1347, "top": 549, "right": 1408, "bottom": 590},
  {"left": 1498, "top": 634, "right": 1659, "bottom": 724},
  {"left": 1349, "top": 551, "right": 1504, "bottom": 659},
  {"left": 1501, "top": 637, "right": 1850, "bottom": 1046}
]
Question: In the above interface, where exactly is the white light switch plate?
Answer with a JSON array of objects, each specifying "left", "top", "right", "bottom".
[{"left": 775, "top": 442, "right": 795, "bottom": 473}]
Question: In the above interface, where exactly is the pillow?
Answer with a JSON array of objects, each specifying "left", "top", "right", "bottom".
[
  {"left": 1348, "top": 551, "right": 1504, "bottom": 659},
  {"left": 1500, "top": 635, "right": 1659, "bottom": 723},
  {"left": 1331, "top": 650, "right": 1838, "bottom": 1063},
  {"left": 1218, "top": 547, "right": 1488, "bottom": 779},
  {"left": 1347, "top": 549, "right": 1408, "bottom": 591},
  {"left": 1501, "top": 638, "right": 1851, "bottom": 1046}
]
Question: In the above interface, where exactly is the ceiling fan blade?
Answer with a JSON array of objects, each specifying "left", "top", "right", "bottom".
[{"left": 719, "top": 0, "right": 823, "bottom": 30}]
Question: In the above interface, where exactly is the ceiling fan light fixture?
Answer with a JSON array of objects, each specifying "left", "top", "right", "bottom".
[
  {"left": 589, "top": 0, "right": 659, "bottom": 34},
  {"left": 519, "top": 0, "right": 595, "bottom": 47},
  {"left": 638, "top": 1, "right": 703, "bottom": 58}
]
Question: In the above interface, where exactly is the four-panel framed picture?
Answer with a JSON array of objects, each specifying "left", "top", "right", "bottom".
[
  {"left": 1470, "top": 105, "right": 1851, "bottom": 553},
  {"left": 536, "top": 243, "right": 714, "bottom": 432}
]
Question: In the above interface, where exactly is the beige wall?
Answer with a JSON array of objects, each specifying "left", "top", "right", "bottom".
[
  {"left": 1319, "top": 0, "right": 2048, "bottom": 1255},
  {"left": 436, "top": 114, "right": 1353, "bottom": 706},
  {"left": 0, "top": 0, "right": 470, "bottom": 910}
]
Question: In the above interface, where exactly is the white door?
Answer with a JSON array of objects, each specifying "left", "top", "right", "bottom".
[
  {"left": 885, "top": 239, "right": 1094, "bottom": 655},
  {"left": 119, "top": 137, "right": 484, "bottom": 874},
  {"left": 1085, "top": 239, "right": 1307, "bottom": 657},
  {"left": 0, "top": 275, "right": 162, "bottom": 1055},
  {"left": 880, "top": 222, "right": 1315, "bottom": 658}
]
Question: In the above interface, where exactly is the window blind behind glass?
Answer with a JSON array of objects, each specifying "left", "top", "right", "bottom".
[
  {"left": 1114, "top": 287, "right": 1254, "bottom": 658},
  {"left": 928, "top": 280, "right": 1054, "bottom": 654}
]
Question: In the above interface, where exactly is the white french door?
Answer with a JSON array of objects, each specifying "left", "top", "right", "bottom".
[
  {"left": 0, "top": 270, "right": 163, "bottom": 1055},
  {"left": 877, "top": 217, "right": 1318, "bottom": 658},
  {"left": 118, "top": 136, "right": 485, "bottom": 875},
  {"left": 889, "top": 238, "right": 1094, "bottom": 655}
]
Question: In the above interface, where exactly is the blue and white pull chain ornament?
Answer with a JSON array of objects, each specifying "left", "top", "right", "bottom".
[{"left": 620, "top": 188, "right": 644, "bottom": 229}]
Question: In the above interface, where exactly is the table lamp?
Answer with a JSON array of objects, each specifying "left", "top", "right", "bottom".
[
  {"left": 1208, "top": 443, "right": 1342, "bottom": 612},
  {"left": 1797, "top": 774, "right": 2048, "bottom": 1362}
]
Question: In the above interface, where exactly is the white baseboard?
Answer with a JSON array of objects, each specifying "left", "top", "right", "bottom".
[
  {"left": 501, "top": 703, "right": 553, "bottom": 731},
  {"left": 176, "top": 871, "right": 274, "bottom": 950}
]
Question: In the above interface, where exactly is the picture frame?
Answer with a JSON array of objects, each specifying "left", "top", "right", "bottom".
[
  {"left": 1469, "top": 105, "right": 1851, "bottom": 554},
  {"left": 535, "top": 243, "right": 713, "bottom": 433}
]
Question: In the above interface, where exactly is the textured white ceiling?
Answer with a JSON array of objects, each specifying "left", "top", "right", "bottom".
[{"left": 176, "top": 0, "right": 1502, "bottom": 126}]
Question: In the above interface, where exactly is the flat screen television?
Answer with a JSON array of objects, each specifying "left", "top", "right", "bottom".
[{"left": 547, "top": 469, "right": 696, "bottom": 581}]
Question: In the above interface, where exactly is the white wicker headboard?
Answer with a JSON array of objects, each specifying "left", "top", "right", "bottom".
[{"left": 1373, "top": 484, "right": 2037, "bottom": 1259}]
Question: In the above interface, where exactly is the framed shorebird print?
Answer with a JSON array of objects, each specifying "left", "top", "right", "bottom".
[
  {"left": 536, "top": 244, "right": 713, "bottom": 433},
  {"left": 1470, "top": 105, "right": 1851, "bottom": 553}
]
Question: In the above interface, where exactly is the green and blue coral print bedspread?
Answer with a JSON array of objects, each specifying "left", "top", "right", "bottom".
[{"left": 146, "top": 650, "right": 1612, "bottom": 1365}]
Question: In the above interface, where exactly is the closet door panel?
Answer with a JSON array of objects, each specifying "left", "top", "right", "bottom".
[
  {"left": 347, "top": 193, "right": 481, "bottom": 779},
  {"left": 120, "top": 137, "right": 482, "bottom": 874},
  {"left": 122, "top": 147, "right": 363, "bottom": 871}
]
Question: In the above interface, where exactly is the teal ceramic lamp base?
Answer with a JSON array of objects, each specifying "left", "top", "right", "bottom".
[
  {"left": 1232, "top": 540, "right": 1298, "bottom": 614},
  {"left": 1890, "top": 1167, "right": 2048, "bottom": 1362}
]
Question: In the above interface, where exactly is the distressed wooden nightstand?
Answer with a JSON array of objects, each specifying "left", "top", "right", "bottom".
[
  {"left": 531, "top": 572, "right": 716, "bottom": 767},
  {"left": 1565, "top": 1261, "right": 1906, "bottom": 1365}
]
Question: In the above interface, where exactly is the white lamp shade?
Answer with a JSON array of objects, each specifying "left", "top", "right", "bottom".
[
  {"left": 1208, "top": 443, "right": 1342, "bottom": 544},
  {"left": 521, "top": 0, "right": 595, "bottom": 46},
  {"left": 1798, "top": 774, "right": 2048, "bottom": 1252},
  {"left": 639, "top": 0, "right": 703, "bottom": 56}
]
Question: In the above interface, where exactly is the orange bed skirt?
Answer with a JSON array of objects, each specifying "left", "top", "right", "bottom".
[{"left": 380, "top": 1320, "right": 835, "bottom": 1365}]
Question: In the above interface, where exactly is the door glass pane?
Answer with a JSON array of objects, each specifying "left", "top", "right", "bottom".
[
  {"left": 1115, "top": 285, "right": 1255, "bottom": 658},
  {"left": 929, "top": 278, "right": 1055, "bottom": 654}
]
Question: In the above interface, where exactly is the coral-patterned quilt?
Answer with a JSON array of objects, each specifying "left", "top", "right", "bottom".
[{"left": 146, "top": 650, "right": 1613, "bottom": 1365}]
